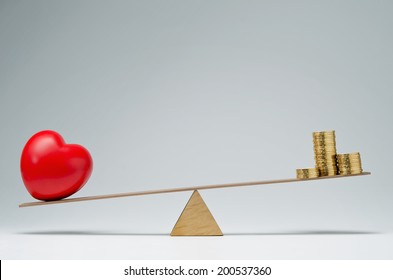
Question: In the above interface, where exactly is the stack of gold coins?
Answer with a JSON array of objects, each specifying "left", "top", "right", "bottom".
[
  {"left": 296, "top": 168, "right": 319, "bottom": 179},
  {"left": 337, "top": 153, "right": 363, "bottom": 175},
  {"left": 313, "top": 131, "right": 338, "bottom": 176}
]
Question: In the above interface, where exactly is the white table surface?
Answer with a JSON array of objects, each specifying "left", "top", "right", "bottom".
[{"left": 1, "top": 231, "right": 392, "bottom": 260}]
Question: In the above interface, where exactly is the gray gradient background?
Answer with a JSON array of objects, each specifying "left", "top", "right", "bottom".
[{"left": 0, "top": 0, "right": 392, "bottom": 259}]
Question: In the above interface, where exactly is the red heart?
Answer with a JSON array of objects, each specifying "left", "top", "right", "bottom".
[{"left": 20, "top": 130, "right": 93, "bottom": 201}]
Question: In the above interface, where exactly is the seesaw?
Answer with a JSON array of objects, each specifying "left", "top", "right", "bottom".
[{"left": 19, "top": 172, "right": 371, "bottom": 236}]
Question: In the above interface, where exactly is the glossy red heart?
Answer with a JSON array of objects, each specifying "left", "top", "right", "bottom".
[{"left": 20, "top": 130, "right": 93, "bottom": 201}]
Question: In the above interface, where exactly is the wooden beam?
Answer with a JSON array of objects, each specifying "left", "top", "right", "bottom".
[{"left": 19, "top": 172, "right": 371, "bottom": 208}]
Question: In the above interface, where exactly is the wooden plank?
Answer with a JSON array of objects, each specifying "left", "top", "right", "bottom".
[{"left": 19, "top": 172, "right": 371, "bottom": 208}]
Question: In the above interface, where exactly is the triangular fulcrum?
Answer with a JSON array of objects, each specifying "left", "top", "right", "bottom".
[{"left": 170, "top": 190, "right": 223, "bottom": 236}]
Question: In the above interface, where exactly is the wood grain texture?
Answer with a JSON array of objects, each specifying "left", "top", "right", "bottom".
[
  {"left": 19, "top": 172, "right": 371, "bottom": 208},
  {"left": 170, "top": 190, "right": 223, "bottom": 236}
]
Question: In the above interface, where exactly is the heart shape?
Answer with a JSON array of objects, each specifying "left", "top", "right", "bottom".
[{"left": 20, "top": 130, "right": 93, "bottom": 201}]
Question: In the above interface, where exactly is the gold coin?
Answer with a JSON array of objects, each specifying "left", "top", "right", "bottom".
[
  {"left": 337, "top": 153, "right": 362, "bottom": 175},
  {"left": 296, "top": 168, "right": 319, "bottom": 179},
  {"left": 313, "top": 130, "right": 338, "bottom": 176},
  {"left": 313, "top": 130, "right": 335, "bottom": 136}
]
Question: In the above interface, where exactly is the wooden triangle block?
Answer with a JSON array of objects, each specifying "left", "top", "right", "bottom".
[{"left": 170, "top": 190, "right": 223, "bottom": 236}]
